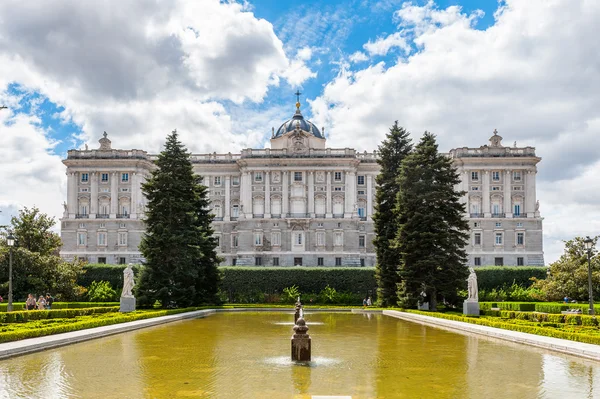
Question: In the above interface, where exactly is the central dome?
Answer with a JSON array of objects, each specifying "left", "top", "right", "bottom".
[{"left": 274, "top": 102, "right": 323, "bottom": 139}]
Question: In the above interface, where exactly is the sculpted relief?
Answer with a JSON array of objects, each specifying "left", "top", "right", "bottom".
[{"left": 316, "top": 171, "right": 325, "bottom": 183}]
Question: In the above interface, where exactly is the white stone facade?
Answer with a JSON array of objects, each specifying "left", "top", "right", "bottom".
[{"left": 60, "top": 112, "right": 544, "bottom": 267}]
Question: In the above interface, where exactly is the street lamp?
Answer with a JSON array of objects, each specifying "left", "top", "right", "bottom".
[
  {"left": 584, "top": 236, "right": 595, "bottom": 316},
  {"left": 6, "top": 232, "right": 15, "bottom": 312}
]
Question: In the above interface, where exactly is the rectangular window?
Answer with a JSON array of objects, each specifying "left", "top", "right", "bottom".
[
  {"left": 334, "top": 187, "right": 342, "bottom": 191},
  {"left": 97, "top": 232, "right": 107, "bottom": 246},
  {"left": 119, "top": 257, "right": 126, "bottom": 265},
  {"left": 514, "top": 204, "right": 521, "bottom": 216},
  {"left": 492, "top": 186, "right": 501, "bottom": 191},
  {"left": 101, "top": 173, "right": 109, "bottom": 182},
  {"left": 474, "top": 233, "right": 481, "bottom": 245},
  {"left": 492, "top": 171, "right": 500, "bottom": 181},
  {"left": 98, "top": 257, "right": 106, "bottom": 264},
  {"left": 294, "top": 257, "right": 303, "bottom": 266},
  {"left": 513, "top": 171, "right": 522, "bottom": 181},
  {"left": 495, "top": 222, "right": 502, "bottom": 228},
  {"left": 121, "top": 173, "right": 129, "bottom": 182},
  {"left": 357, "top": 175, "right": 365, "bottom": 185},
  {"left": 471, "top": 171, "right": 479, "bottom": 181},
  {"left": 317, "top": 257, "right": 324, "bottom": 266},
  {"left": 495, "top": 257, "right": 504, "bottom": 266},
  {"left": 81, "top": 173, "right": 89, "bottom": 182},
  {"left": 473, "top": 222, "right": 480, "bottom": 228},
  {"left": 474, "top": 257, "right": 481, "bottom": 266},
  {"left": 359, "top": 235, "right": 365, "bottom": 248},
  {"left": 360, "top": 258, "right": 365, "bottom": 267},
  {"left": 316, "top": 231, "right": 325, "bottom": 246},
  {"left": 232, "top": 176, "right": 240, "bottom": 186},
  {"left": 471, "top": 186, "right": 479, "bottom": 191},
  {"left": 119, "top": 223, "right": 126, "bottom": 228},
  {"left": 492, "top": 204, "right": 500, "bottom": 214},
  {"left": 255, "top": 257, "right": 262, "bottom": 266},
  {"left": 513, "top": 186, "right": 523, "bottom": 191},
  {"left": 273, "top": 257, "right": 279, "bottom": 266},
  {"left": 120, "top": 188, "right": 129, "bottom": 192},
  {"left": 296, "top": 233, "right": 302, "bottom": 245},
  {"left": 232, "top": 235, "right": 238, "bottom": 248},
  {"left": 271, "top": 232, "right": 281, "bottom": 246},
  {"left": 232, "top": 205, "right": 239, "bottom": 218},
  {"left": 77, "top": 233, "right": 86, "bottom": 245},
  {"left": 495, "top": 233, "right": 503, "bottom": 245},
  {"left": 79, "top": 223, "right": 86, "bottom": 228},
  {"left": 517, "top": 222, "right": 523, "bottom": 228},
  {"left": 334, "top": 171, "right": 342, "bottom": 181},
  {"left": 358, "top": 190, "right": 365, "bottom": 195},
  {"left": 517, "top": 232, "right": 524, "bottom": 246},
  {"left": 254, "top": 172, "right": 263, "bottom": 182},
  {"left": 101, "top": 187, "right": 109, "bottom": 192},
  {"left": 214, "top": 176, "right": 221, "bottom": 186},
  {"left": 294, "top": 171, "right": 303, "bottom": 182},
  {"left": 517, "top": 257, "right": 524, "bottom": 266},
  {"left": 334, "top": 232, "right": 343, "bottom": 246},
  {"left": 254, "top": 233, "right": 263, "bottom": 246},
  {"left": 232, "top": 258, "right": 237, "bottom": 266},
  {"left": 99, "top": 223, "right": 106, "bottom": 228},
  {"left": 79, "top": 188, "right": 89, "bottom": 192},
  {"left": 358, "top": 207, "right": 365, "bottom": 218},
  {"left": 335, "top": 257, "right": 342, "bottom": 266}
]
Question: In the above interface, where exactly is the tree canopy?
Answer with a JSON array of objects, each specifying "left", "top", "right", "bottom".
[{"left": 136, "top": 130, "right": 220, "bottom": 307}]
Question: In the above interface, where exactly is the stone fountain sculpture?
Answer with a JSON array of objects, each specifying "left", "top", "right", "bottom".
[
  {"left": 120, "top": 264, "right": 136, "bottom": 313},
  {"left": 294, "top": 296, "right": 302, "bottom": 324},
  {"left": 463, "top": 267, "right": 479, "bottom": 316},
  {"left": 291, "top": 308, "right": 311, "bottom": 361}
]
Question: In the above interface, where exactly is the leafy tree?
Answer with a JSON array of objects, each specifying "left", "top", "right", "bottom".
[
  {"left": 394, "top": 132, "right": 469, "bottom": 310},
  {"left": 373, "top": 122, "right": 413, "bottom": 306},
  {"left": 136, "top": 130, "right": 220, "bottom": 307},
  {"left": 532, "top": 236, "right": 600, "bottom": 301},
  {"left": 0, "top": 207, "right": 85, "bottom": 301},
  {"left": 87, "top": 280, "right": 118, "bottom": 302}
]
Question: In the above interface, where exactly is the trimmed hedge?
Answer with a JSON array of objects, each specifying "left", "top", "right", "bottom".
[
  {"left": 77, "top": 264, "right": 143, "bottom": 290},
  {"left": 0, "top": 307, "right": 118, "bottom": 323},
  {"left": 480, "top": 301, "right": 591, "bottom": 314},
  {"left": 479, "top": 302, "right": 536, "bottom": 312},
  {"left": 475, "top": 267, "right": 547, "bottom": 290},
  {"left": 219, "top": 267, "right": 377, "bottom": 295},
  {"left": 1, "top": 302, "right": 119, "bottom": 312},
  {"left": 0, "top": 307, "right": 199, "bottom": 343},
  {"left": 405, "top": 309, "right": 600, "bottom": 345}
]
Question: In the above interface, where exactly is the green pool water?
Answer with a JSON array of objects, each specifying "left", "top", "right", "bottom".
[{"left": 1, "top": 311, "right": 600, "bottom": 398}]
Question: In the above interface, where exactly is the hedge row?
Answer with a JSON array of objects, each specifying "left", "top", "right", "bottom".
[
  {"left": 404, "top": 309, "right": 600, "bottom": 345},
  {"left": 0, "top": 307, "right": 119, "bottom": 323},
  {"left": 219, "top": 267, "right": 377, "bottom": 295},
  {"left": 77, "top": 264, "right": 143, "bottom": 290},
  {"left": 0, "top": 302, "right": 119, "bottom": 312},
  {"left": 479, "top": 302, "right": 590, "bottom": 314},
  {"left": 0, "top": 307, "right": 199, "bottom": 343},
  {"left": 478, "top": 309, "right": 598, "bottom": 326},
  {"left": 475, "top": 266, "right": 547, "bottom": 290}
]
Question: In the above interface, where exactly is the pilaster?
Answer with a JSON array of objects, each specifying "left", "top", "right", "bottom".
[
  {"left": 282, "top": 171, "right": 289, "bottom": 215},
  {"left": 366, "top": 174, "right": 373, "bottom": 219},
  {"left": 264, "top": 171, "right": 271, "bottom": 218},
  {"left": 225, "top": 175, "right": 231, "bottom": 221},
  {"left": 308, "top": 171, "right": 315, "bottom": 217},
  {"left": 482, "top": 170, "right": 491, "bottom": 218},
  {"left": 110, "top": 172, "right": 118, "bottom": 217},
  {"left": 326, "top": 171, "right": 332, "bottom": 218},
  {"left": 90, "top": 172, "right": 98, "bottom": 219}
]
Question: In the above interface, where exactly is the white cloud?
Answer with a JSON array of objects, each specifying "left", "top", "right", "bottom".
[
  {"left": 364, "top": 32, "right": 411, "bottom": 56},
  {"left": 311, "top": 0, "right": 600, "bottom": 263},
  {"left": 280, "top": 47, "right": 318, "bottom": 88},
  {"left": 349, "top": 51, "right": 369, "bottom": 63}
]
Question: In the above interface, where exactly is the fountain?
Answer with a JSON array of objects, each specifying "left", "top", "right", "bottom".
[
  {"left": 291, "top": 308, "right": 311, "bottom": 362},
  {"left": 294, "top": 296, "right": 302, "bottom": 324}
]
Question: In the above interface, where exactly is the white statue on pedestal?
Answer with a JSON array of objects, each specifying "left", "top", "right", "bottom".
[
  {"left": 467, "top": 267, "right": 478, "bottom": 302},
  {"left": 122, "top": 264, "right": 135, "bottom": 298}
]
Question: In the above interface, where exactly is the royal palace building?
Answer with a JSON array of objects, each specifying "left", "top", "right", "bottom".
[{"left": 59, "top": 102, "right": 544, "bottom": 267}]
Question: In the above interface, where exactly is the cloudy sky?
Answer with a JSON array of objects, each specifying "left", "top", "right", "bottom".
[{"left": 1, "top": 0, "right": 599, "bottom": 263}]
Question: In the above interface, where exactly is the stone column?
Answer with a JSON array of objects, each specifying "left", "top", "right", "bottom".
[
  {"left": 366, "top": 174, "right": 373, "bottom": 219},
  {"left": 264, "top": 171, "right": 271, "bottom": 218},
  {"left": 110, "top": 172, "right": 118, "bottom": 217},
  {"left": 526, "top": 168, "right": 536, "bottom": 217},
  {"left": 67, "top": 172, "right": 77, "bottom": 216},
  {"left": 90, "top": 172, "right": 98, "bottom": 218},
  {"left": 504, "top": 170, "right": 512, "bottom": 217},
  {"left": 131, "top": 172, "right": 138, "bottom": 219},
  {"left": 345, "top": 171, "right": 356, "bottom": 218},
  {"left": 225, "top": 175, "right": 231, "bottom": 221},
  {"left": 482, "top": 171, "right": 491, "bottom": 217},
  {"left": 282, "top": 171, "right": 289, "bottom": 216},
  {"left": 326, "top": 171, "right": 332, "bottom": 217},
  {"left": 308, "top": 171, "right": 314, "bottom": 216}
]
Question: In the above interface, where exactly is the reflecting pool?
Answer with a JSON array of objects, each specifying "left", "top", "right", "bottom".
[{"left": 2, "top": 312, "right": 600, "bottom": 398}]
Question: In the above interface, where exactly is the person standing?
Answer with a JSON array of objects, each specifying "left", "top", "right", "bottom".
[
  {"left": 45, "top": 293, "right": 54, "bottom": 310},
  {"left": 366, "top": 297, "right": 372, "bottom": 307},
  {"left": 363, "top": 297, "right": 368, "bottom": 308}
]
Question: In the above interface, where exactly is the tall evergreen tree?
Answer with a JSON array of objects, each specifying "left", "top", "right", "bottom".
[
  {"left": 373, "top": 122, "right": 413, "bottom": 306},
  {"left": 136, "top": 130, "right": 220, "bottom": 307},
  {"left": 395, "top": 132, "right": 469, "bottom": 310}
]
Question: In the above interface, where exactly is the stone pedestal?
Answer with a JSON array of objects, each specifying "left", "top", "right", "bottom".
[
  {"left": 463, "top": 300, "right": 480, "bottom": 316},
  {"left": 418, "top": 302, "right": 429, "bottom": 311},
  {"left": 120, "top": 296, "right": 136, "bottom": 313},
  {"left": 291, "top": 318, "right": 311, "bottom": 361}
]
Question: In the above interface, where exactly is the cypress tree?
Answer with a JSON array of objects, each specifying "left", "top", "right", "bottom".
[
  {"left": 373, "top": 122, "right": 413, "bottom": 306},
  {"left": 395, "top": 132, "right": 469, "bottom": 310},
  {"left": 136, "top": 130, "right": 220, "bottom": 307}
]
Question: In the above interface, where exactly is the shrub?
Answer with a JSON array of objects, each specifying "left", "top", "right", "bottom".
[
  {"left": 282, "top": 285, "right": 301, "bottom": 304},
  {"left": 0, "top": 307, "right": 118, "bottom": 323},
  {"left": 78, "top": 264, "right": 143, "bottom": 290},
  {"left": 481, "top": 302, "right": 536, "bottom": 312},
  {"left": 320, "top": 285, "right": 338, "bottom": 304},
  {"left": 1, "top": 302, "right": 118, "bottom": 312},
  {"left": 87, "top": 281, "right": 118, "bottom": 302},
  {"left": 475, "top": 267, "right": 547, "bottom": 290}
]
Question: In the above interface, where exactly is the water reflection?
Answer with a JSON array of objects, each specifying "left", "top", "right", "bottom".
[{"left": 2, "top": 312, "right": 600, "bottom": 398}]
